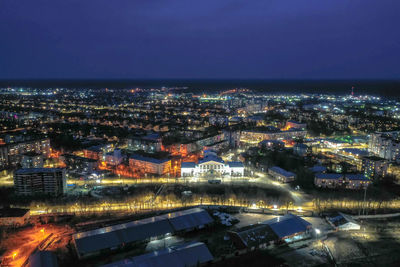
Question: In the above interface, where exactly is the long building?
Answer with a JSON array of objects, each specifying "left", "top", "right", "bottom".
[
  {"left": 129, "top": 154, "right": 171, "bottom": 176},
  {"left": 14, "top": 168, "right": 66, "bottom": 196},
  {"left": 268, "top": 166, "right": 296, "bottom": 183},
  {"left": 241, "top": 128, "right": 306, "bottom": 144},
  {"left": 102, "top": 242, "right": 213, "bottom": 267},
  {"left": 73, "top": 208, "right": 213, "bottom": 259},
  {"left": 0, "top": 138, "right": 50, "bottom": 169}
]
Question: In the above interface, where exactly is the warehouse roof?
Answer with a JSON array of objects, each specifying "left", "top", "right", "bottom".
[
  {"left": 262, "top": 213, "right": 312, "bottom": 239},
  {"left": 167, "top": 208, "right": 213, "bottom": 232},
  {"left": 102, "top": 242, "right": 213, "bottom": 267},
  {"left": 74, "top": 215, "right": 173, "bottom": 255},
  {"left": 73, "top": 208, "right": 213, "bottom": 256},
  {"left": 29, "top": 251, "right": 58, "bottom": 267}
]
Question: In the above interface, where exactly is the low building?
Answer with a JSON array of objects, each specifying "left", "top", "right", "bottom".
[
  {"left": 262, "top": 213, "right": 312, "bottom": 242},
  {"left": 73, "top": 208, "right": 213, "bottom": 259},
  {"left": 268, "top": 166, "right": 296, "bottom": 183},
  {"left": 29, "top": 251, "right": 59, "bottom": 267},
  {"left": 327, "top": 212, "right": 360, "bottom": 231},
  {"left": 129, "top": 154, "right": 171, "bottom": 176},
  {"left": 180, "top": 151, "right": 244, "bottom": 178},
  {"left": 344, "top": 174, "right": 371, "bottom": 189},
  {"left": 102, "top": 242, "right": 213, "bottom": 267},
  {"left": 228, "top": 224, "right": 276, "bottom": 250},
  {"left": 314, "top": 173, "right": 371, "bottom": 189},
  {"left": 314, "top": 173, "right": 343, "bottom": 188},
  {"left": 14, "top": 168, "right": 66, "bottom": 196},
  {"left": 0, "top": 207, "right": 30, "bottom": 227}
]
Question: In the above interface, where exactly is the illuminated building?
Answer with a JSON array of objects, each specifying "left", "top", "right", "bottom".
[
  {"left": 61, "top": 154, "right": 98, "bottom": 173},
  {"left": 0, "top": 138, "right": 50, "bottom": 169},
  {"left": 21, "top": 152, "right": 44, "bottom": 168},
  {"left": 284, "top": 120, "right": 307, "bottom": 130},
  {"left": 104, "top": 149, "right": 123, "bottom": 166},
  {"left": 128, "top": 133, "right": 162, "bottom": 152},
  {"left": 14, "top": 168, "right": 66, "bottom": 196},
  {"left": 129, "top": 154, "right": 171, "bottom": 176},
  {"left": 361, "top": 156, "right": 388, "bottom": 179},
  {"left": 369, "top": 132, "right": 400, "bottom": 162},
  {"left": 241, "top": 128, "right": 306, "bottom": 144},
  {"left": 314, "top": 173, "right": 370, "bottom": 189},
  {"left": 180, "top": 150, "right": 244, "bottom": 178},
  {"left": 268, "top": 167, "right": 295, "bottom": 183}
]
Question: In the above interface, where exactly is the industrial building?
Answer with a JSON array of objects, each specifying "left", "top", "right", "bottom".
[
  {"left": 229, "top": 213, "right": 313, "bottom": 249},
  {"left": 102, "top": 242, "right": 213, "bottom": 267},
  {"left": 73, "top": 208, "right": 213, "bottom": 258},
  {"left": 28, "top": 251, "right": 59, "bottom": 267},
  {"left": 327, "top": 212, "right": 360, "bottom": 231}
]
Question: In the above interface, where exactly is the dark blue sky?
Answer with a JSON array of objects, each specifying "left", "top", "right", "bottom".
[{"left": 0, "top": 0, "right": 399, "bottom": 79}]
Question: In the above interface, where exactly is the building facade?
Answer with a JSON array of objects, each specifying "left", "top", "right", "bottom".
[
  {"left": 180, "top": 151, "right": 244, "bottom": 178},
  {"left": 14, "top": 168, "right": 66, "bottom": 196}
]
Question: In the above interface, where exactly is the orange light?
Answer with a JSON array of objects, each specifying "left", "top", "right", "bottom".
[
  {"left": 40, "top": 228, "right": 45, "bottom": 235},
  {"left": 12, "top": 251, "right": 18, "bottom": 260}
]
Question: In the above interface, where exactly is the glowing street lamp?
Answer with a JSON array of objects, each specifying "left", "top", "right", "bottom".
[
  {"left": 40, "top": 228, "right": 45, "bottom": 236},
  {"left": 12, "top": 251, "right": 18, "bottom": 260}
]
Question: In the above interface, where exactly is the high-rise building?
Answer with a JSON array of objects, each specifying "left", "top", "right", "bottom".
[
  {"left": 361, "top": 156, "right": 388, "bottom": 179},
  {"left": 0, "top": 138, "right": 50, "bottom": 169},
  {"left": 14, "top": 168, "right": 66, "bottom": 196},
  {"left": 368, "top": 132, "right": 400, "bottom": 162}
]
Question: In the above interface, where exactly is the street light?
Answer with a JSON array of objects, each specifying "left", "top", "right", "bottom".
[
  {"left": 315, "top": 228, "right": 321, "bottom": 235},
  {"left": 40, "top": 228, "right": 45, "bottom": 236},
  {"left": 12, "top": 251, "right": 18, "bottom": 260}
]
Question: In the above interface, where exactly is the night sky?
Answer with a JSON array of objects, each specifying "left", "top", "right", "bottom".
[{"left": 0, "top": 0, "right": 399, "bottom": 79}]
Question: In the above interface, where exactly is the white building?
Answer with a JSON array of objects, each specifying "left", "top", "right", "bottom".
[
  {"left": 369, "top": 132, "right": 400, "bottom": 162},
  {"left": 328, "top": 212, "right": 360, "bottom": 231},
  {"left": 181, "top": 151, "right": 244, "bottom": 178}
]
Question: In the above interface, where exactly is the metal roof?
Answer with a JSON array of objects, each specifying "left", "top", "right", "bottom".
[
  {"left": 29, "top": 251, "right": 58, "bottom": 267},
  {"left": 269, "top": 166, "right": 295, "bottom": 177},
  {"left": 74, "top": 215, "right": 173, "bottom": 255},
  {"left": 262, "top": 213, "right": 312, "bottom": 239},
  {"left": 167, "top": 208, "right": 214, "bottom": 232},
  {"left": 73, "top": 208, "right": 213, "bottom": 256},
  {"left": 315, "top": 173, "right": 343, "bottom": 180},
  {"left": 102, "top": 242, "right": 213, "bottom": 267},
  {"left": 181, "top": 162, "right": 196, "bottom": 168}
]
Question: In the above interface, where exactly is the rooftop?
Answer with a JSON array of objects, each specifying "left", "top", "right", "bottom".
[{"left": 102, "top": 242, "right": 213, "bottom": 267}]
